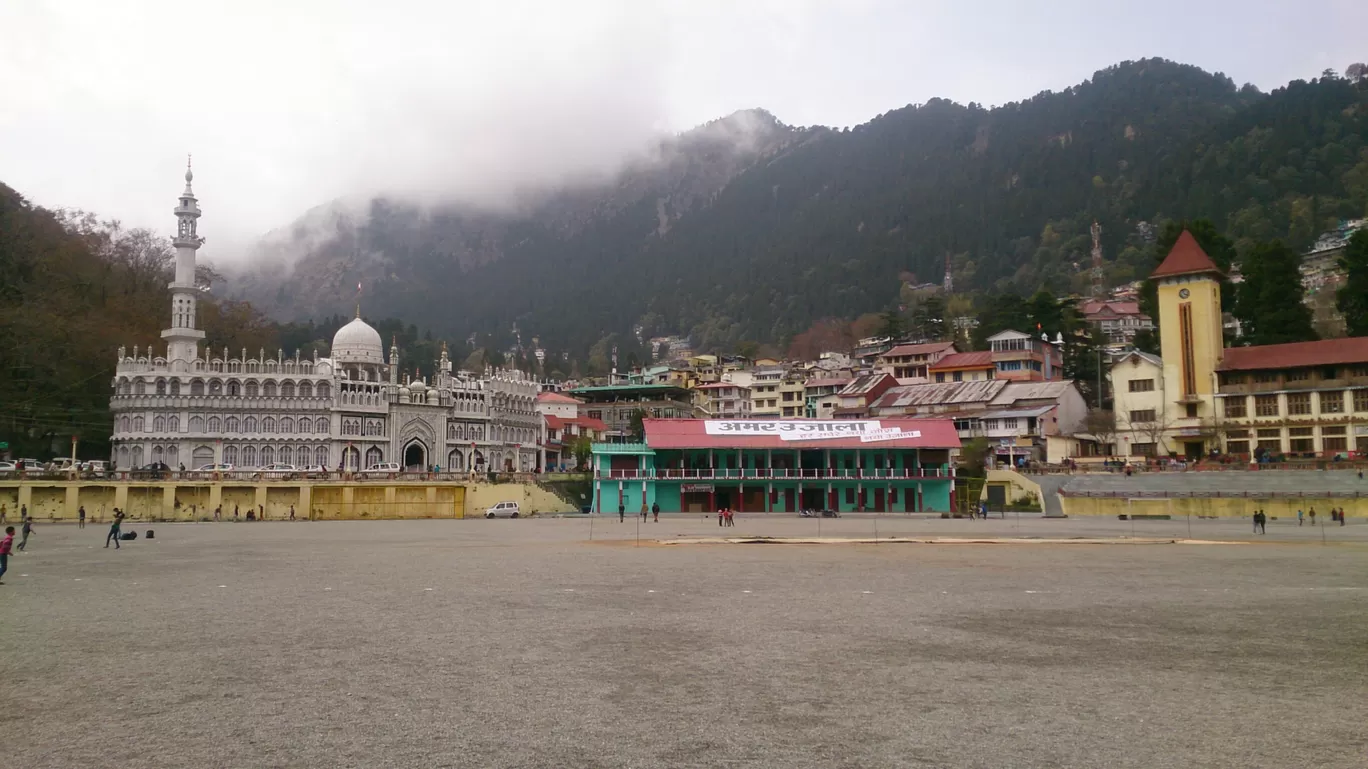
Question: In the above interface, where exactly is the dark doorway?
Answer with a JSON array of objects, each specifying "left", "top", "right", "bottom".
[
  {"left": 403, "top": 442, "right": 426, "bottom": 471},
  {"left": 802, "top": 488, "right": 824, "bottom": 510},
  {"left": 1184, "top": 442, "right": 1203, "bottom": 460},
  {"left": 873, "top": 488, "right": 885, "bottom": 511},
  {"left": 783, "top": 488, "right": 795, "bottom": 512}
]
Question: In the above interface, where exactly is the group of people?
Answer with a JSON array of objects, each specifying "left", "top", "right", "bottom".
[
  {"left": 717, "top": 508, "right": 737, "bottom": 527},
  {"left": 1294, "top": 507, "right": 1348, "bottom": 526},
  {"left": 618, "top": 502, "right": 661, "bottom": 523}
]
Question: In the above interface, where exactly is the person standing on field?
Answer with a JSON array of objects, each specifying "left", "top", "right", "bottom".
[
  {"left": 78, "top": 505, "right": 87, "bottom": 529},
  {"left": 105, "top": 509, "right": 125, "bottom": 549},
  {"left": 0, "top": 526, "right": 13, "bottom": 584},
  {"left": 18, "top": 518, "right": 34, "bottom": 551}
]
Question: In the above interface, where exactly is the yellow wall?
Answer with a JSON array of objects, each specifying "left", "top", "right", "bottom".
[
  {"left": 1157, "top": 274, "right": 1223, "bottom": 445},
  {"left": 0, "top": 479, "right": 575, "bottom": 522},
  {"left": 1061, "top": 495, "right": 1364, "bottom": 518},
  {"left": 978, "top": 469, "right": 1042, "bottom": 506}
]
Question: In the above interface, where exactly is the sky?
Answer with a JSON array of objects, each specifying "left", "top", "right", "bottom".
[{"left": 2, "top": 0, "right": 1365, "bottom": 256}]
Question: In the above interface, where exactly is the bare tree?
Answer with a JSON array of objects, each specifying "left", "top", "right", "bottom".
[
  {"left": 1120, "top": 408, "right": 1171, "bottom": 459},
  {"left": 1083, "top": 408, "right": 1118, "bottom": 456}
]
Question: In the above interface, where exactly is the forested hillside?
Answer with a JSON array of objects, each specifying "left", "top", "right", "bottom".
[{"left": 235, "top": 60, "right": 1368, "bottom": 360}]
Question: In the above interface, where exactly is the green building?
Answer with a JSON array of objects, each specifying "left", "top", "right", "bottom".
[{"left": 592, "top": 418, "right": 960, "bottom": 514}]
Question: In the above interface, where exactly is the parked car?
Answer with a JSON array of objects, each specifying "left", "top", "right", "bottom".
[
  {"left": 298, "top": 465, "right": 330, "bottom": 479},
  {"left": 83, "top": 460, "right": 109, "bottom": 477},
  {"left": 484, "top": 501, "right": 521, "bottom": 519},
  {"left": 256, "top": 463, "right": 298, "bottom": 479},
  {"left": 17, "top": 458, "right": 45, "bottom": 473},
  {"left": 196, "top": 463, "right": 235, "bottom": 473},
  {"left": 0, "top": 461, "right": 16, "bottom": 476},
  {"left": 132, "top": 462, "right": 173, "bottom": 480},
  {"left": 47, "top": 458, "right": 78, "bottom": 472},
  {"left": 359, "top": 462, "right": 402, "bottom": 477}
]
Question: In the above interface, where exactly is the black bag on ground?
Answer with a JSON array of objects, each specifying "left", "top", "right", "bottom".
[
  {"left": 121, "top": 531, "right": 137, "bottom": 540},
  {"left": 144, "top": 529, "right": 154, "bottom": 539}
]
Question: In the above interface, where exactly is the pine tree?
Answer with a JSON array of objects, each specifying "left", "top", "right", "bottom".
[
  {"left": 1235, "top": 240, "right": 1318, "bottom": 346},
  {"left": 1336, "top": 230, "right": 1368, "bottom": 336}
]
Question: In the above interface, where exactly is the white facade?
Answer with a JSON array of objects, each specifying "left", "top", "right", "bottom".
[{"left": 108, "top": 170, "right": 545, "bottom": 473}]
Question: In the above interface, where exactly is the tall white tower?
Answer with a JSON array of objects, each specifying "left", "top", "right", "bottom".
[{"left": 162, "top": 157, "right": 206, "bottom": 364}]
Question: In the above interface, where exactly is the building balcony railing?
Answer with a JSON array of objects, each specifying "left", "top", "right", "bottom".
[{"left": 595, "top": 467, "right": 952, "bottom": 481}]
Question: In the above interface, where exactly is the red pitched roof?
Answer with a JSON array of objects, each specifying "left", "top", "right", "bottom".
[
  {"left": 881, "top": 341, "right": 956, "bottom": 358},
  {"left": 537, "top": 391, "right": 582, "bottom": 404},
  {"left": 543, "top": 414, "right": 566, "bottom": 429},
  {"left": 642, "top": 418, "right": 961, "bottom": 450},
  {"left": 928, "top": 351, "right": 994, "bottom": 371},
  {"left": 1217, "top": 338, "right": 1368, "bottom": 372},
  {"left": 1151, "top": 230, "right": 1222, "bottom": 279},
  {"left": 568, "top": 416, "right": 607, "bottom": 431},
  {"left": 1080, "top": 300, "right": 1142, "bottom": 316}
]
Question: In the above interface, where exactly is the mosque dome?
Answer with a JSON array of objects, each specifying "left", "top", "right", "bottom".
[{"left": 332, "top": 317, "right": 384, "bottom": 364}]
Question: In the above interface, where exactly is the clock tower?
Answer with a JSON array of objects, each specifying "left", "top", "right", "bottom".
[{"left": 1152, "top": 230, "right": 1224, "bottom": 457}]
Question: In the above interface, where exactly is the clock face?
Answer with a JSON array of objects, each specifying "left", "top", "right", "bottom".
[{"left": 1179, "top": 288, "right": 1190, "bottom": 299}]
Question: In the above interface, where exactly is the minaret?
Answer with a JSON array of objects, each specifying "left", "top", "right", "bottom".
[
  {"left": 162, "top": 156, "right": 206, "bottom": 363},
  {"left": 389, "top": 336, "right": 400, "bottom": 385}
]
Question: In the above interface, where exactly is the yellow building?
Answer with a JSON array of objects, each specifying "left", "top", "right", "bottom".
[{"left": 1112, "top": 230, "right": 1368, "bottom": 459}]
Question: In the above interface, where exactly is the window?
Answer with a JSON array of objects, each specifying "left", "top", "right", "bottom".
[
  {"left": 260, "top": 446, "right": 274, "bottom": 465},
  {"left": 315, "top": 446, "right": 329, "bottom": 467},
  {"left": 1356, "top": 390, "right": 1368, "bottom": 412},
  {"left": 1226, "top": 440, "right": 1249, "bottom": 454},
  {"left": 1220, "top": 372, "right": 1246, "bottom": 386},
  {"left": 1256, "top": 438, "right": 1282, "bottom": 452},
  {"left": 983, "top": 419, "right": 1000, "bottom": 431},
  {"left": 1185, "top": 403, "right": 1198, "bottom": 418},
  {"left": 1288, "top": 427, "right": 1312, "bottom": 437},
  {"left": 1254, "top": 395, "right": 1279, "bottom": 417},
  {"left": 1128, "top": 379, "right": 1155, "bottom": 392},
  {"left": 263, "top": 381, "right": 278, "bottom": 397},
  {"left": 1319, "top": 391, "right": 1344, "bottom": 413},
  {"left": 1322, "top": 426, "right": 1346, "bottom": 436},
  {"left": 298, "top": 381, "right": 313, "bottom": 398},
  {"left": 1224, "top": 397, "right": 1247, "bottom": 418},
  {"left": 997, "top": 361, "right": 1023, "bottom": 372},
  {"left": 953, "top": 419, "right": 972, "bottom": 432},
  {"left": 1129, "top": 409, "right": 1156, "bottom": 424},
  {"left": 169, "top": 380, "right": 180, "bottom": 396},
  {"left": 953, "top": 371, "right": 964, "bottom": 382},
  {"left": 241, "top": 445, "right": 256, "bottom": 467},
  {"left": 1287, "top": 393, "right": 1311, "bottom": 415},
  {"left": 1286, "top": 370, "right": 1310, "bottom": 382},
  {"left": 281, "top": 417, "right": 294, "bottom": 434},
  {"left": 1132, "top": 443, "right": 1156, "bottom": 456},
  {"left": 154, "top": 415, "right": 166, "bottom": 431},
  {"left": 156, "top": 380, "right": 167, "bottom": 395},
  {"left": 207, "top": 416, "right": 221, "bottom": 432},
  {"left": 1002, "top": 418, "right": 1018, "bottom": 430},
  {"left": 281, "top": 381, "right": 295, "bottom": 398},
  {"left": 935, "top": 373, "right": 946, "bottom": 383},
  {"left": 316, "top": 417, "right": 329, "bottom": 433},
  {"left": 228, "top": 381, "right": 240, "bottom": 396},
  {"left": 280, "top": 446, "right": 293, "bottom": 465},
  {"left": 189, "top": 415, "right": 204, "bottom": 432},
  {"left": 1253, "top": 372, "right": 1278, "bottom": 383},
  {"left": 225, "top": 416, "right": 239, "bottom": 433},
  {"left": 223, "top": 445, "right": 238, "bottom": 465},
  {"left": 1257, "top": 428, "right": 1281, "bottom": 438},
  {"left": 1227, "top": 429, "right": 1250, "bottom": 438},
  {"left": 167, "top": 415, "right": 179, "bottom": 432},
  {"left": 845, "top": 488, "right": 854, "bottom": 504},
  {"left": 587, "top": 410, "right": 603, "bottom": 421},
  {"left": 263, "top": 417, "right": 277, "bottom": 433},
  {"left": 1323, "top": 436, "right": 1349, "bottom": 451},
  {"left": 1289, "top": 438, "right": 1314, "bottom": 453},
  {"left": 1322, "top": 367, "right": 1339, "bottom": 380}
]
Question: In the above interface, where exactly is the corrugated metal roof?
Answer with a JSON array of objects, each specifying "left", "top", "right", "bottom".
[
  {"left": 989, "top": 380, "right": 1075, "bottom": 405},
  {"left": 839, "top": 372, "right": 894, "bottom": 396},
  {"left": 880, "top": 341, "right": 956, "bottom": 358},
  {"left": 870, "top": 380, "right": 1007, "bottom": 410},
  {"left": 975, "top": 406, "right": 1054, "bottom": 420},
  {"left": 928, "top": 351, "right": 994, "bottom": 370}
]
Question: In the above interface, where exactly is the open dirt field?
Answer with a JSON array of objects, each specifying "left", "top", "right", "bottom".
[{"left": 2, "top": 515, "right": 1364, "bottom": 768}]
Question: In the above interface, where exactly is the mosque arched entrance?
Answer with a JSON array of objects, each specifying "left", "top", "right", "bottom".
[{"left": 403, "top": 440, "right": 427, "bottom": 472}]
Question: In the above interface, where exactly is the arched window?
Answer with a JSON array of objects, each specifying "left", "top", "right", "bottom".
[
  {"left": 189, "top": 415, "right": 204, "bottom": 432},
  {"left": 280, "top": 446, "right": 293, "bottom": 465},
  {"left": 228, "top": 380, "right": 241, "bottom": 396},
  {"left": 167, "top": 415, "right": 179, "bottom": 432},
  {"left": 263, "top": 417, "right": 277, "bottom": 433},
  {"left": 153, "top": 415, "right": 166, "bottom": 432},
  {"left": 165, "top": 445, "right": 178, "bottom": 466},
  {"left": 365, "top": 447, "right": 383, "bottom": 467},
  {"left": 261, "top": 446, "right": 275, "bottom": 465},
  {"left": 133, "top": 415, "right": 145, "bottom": 432},
  {"left": 281, "top": 381, "right": 295, "bottom": 397},
  {"left": 241, "top": 445, "right": 256, "bottom": 467},
  {"left": 117, "top": 379, "right": 130, "bottom": 395},
  {"left": 448, "top": 449, "right": 464, "bottom": 470},
  {"left": 245, "top": 381, "right": 259, "bottom": 397},
  {"left": 134, "top": 379, "right": 146, "bottom": 395},
  {"left": 209, "top": 379, "right": 223, "bottom": 395},
  {"left": 298, "top": 381, "right": 313, "bottom": 398},
  {"left": 315, "top": 416, "right": 329, "bottom": 433},
  {"left": 156, "top": 379, "right": 167, "bottom": 395},
  {"left": 244, "top": 416, "right": 257, "bottom": 433},
  {"left": 119, "top": 416, "right": 131, "bottom": 432},
  {"left": 131, "top": 445, "right": 144, "bottom": 467},
  {"left": 224, "top": 445, "right": 238, "bottom": 465},
  {"left": 117, "top": 445, "right": 130, "bottom": 469},
  {"left": 316, "top": 382, "right": 330, "bottom": 399},
  {"left": 315, "top": 446, "right": 329, "bottom": 467},
  {"left": 226, "top": 416, "right": 240, "bottom": 433},
  {"left": 169, "top": 380, "right": 181, "bottom": 396},
  {"left": 207, "top": 416, "right": 221, "bottom": 432},
  {"left": 263, "top": 381, "right": 278, "bottom": 397},
  {"left": 152, "top": 445, "right": 164, "bottom": 464},
  {"left": 281, "top": 417, "right": 294, "bottom": 434},
  {"left": 190, "top": 380, "right": 205, "bottom": 396}
]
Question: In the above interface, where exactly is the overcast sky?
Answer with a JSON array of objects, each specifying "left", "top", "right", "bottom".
[{"left": 2, "top": 0, "right": 1364, "bottom": 255}]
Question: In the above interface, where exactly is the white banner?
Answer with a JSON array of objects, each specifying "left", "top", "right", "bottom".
[
  {"left": 859, "top": 428, "right": 922, "bottom": 443},
  {"left": 704, "top": 420, "right": 882, "bottom": 438}
]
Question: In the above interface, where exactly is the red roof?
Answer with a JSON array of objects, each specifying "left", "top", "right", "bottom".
[
  {"left": 642, "top": 418, "right": 961, "bottom": 450},
  {"left": 1217, "top": 337, "right": 1368, "bottom": 371},
  {"left": 543, "top": 414, "right": 566, "bottom": 429},
  {"left": 537, "top": 391, "right": 582, "bottom": 404},
  {"left": 568, "top": 416, "right": 607, "bottom": 431},
  {"left": 1151, "top": 230, "right": 1222, "bottom": 279},
  {"left": 1080, "top": 300, "right": 1142, "bottom": 316},
  {"left": 929, "top": 351, "right": 994, "bottom": 371},
  {"left": 881, "top": 341, "right": 956, "bottom": 358}
]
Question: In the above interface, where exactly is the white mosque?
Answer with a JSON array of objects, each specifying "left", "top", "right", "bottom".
[{"left": 108, "top": 164, "right": 545, "bottom": 473}]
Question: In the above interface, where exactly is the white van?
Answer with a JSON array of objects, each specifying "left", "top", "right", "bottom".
[
  {"left": 360, "top": 462, "right": 402, "bottom": 477},
  {"left": 484, "top": 501, "right": 521, "bottom": 519}
]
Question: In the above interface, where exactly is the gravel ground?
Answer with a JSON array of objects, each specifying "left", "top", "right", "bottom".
[{"left": 2, "top": 517, "right": 1365, "bottom": 768}]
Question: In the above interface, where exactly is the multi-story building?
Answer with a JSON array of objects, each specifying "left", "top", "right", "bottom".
[
  {"left": 778, "top": 373, "right": 807, "bottom": 418},
  {"left": 1079, "top": 300, "right": 1154, "bottom": 345},
  {"left": 875, "top": 342, "right": 957, "bottom": 383},
  {"left": 987, "top": 330, "right": 1064, "bottom": 381},
  {"left": 536, "top": 392, "right": 607, "bottom": 470},
  {"left": 109, "top": 167, "right": 545, "bottom": 474},
  {"left": 832, "top": 372, "right": 898, "bottom": 418},
  {"left": 590, "top": 418, "right": 960, "bottom": 514},
  {"left": 1109, "top": 227, "right": 1368, "bottom": 459},
  {"left": 929, "top": 351, "right": 995, "bottom": 383},
  {"left": 804, "top": 377, "right": 851, "bottom": 419},
  {"left": 694, "top": 382, "right": 752, "bottom": 418},
  {"left": 747, "top": 366, "right": 784, "bottom": 417},
  {"left": 568, "top": 384, "right": 696, "bottom": 440}
]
